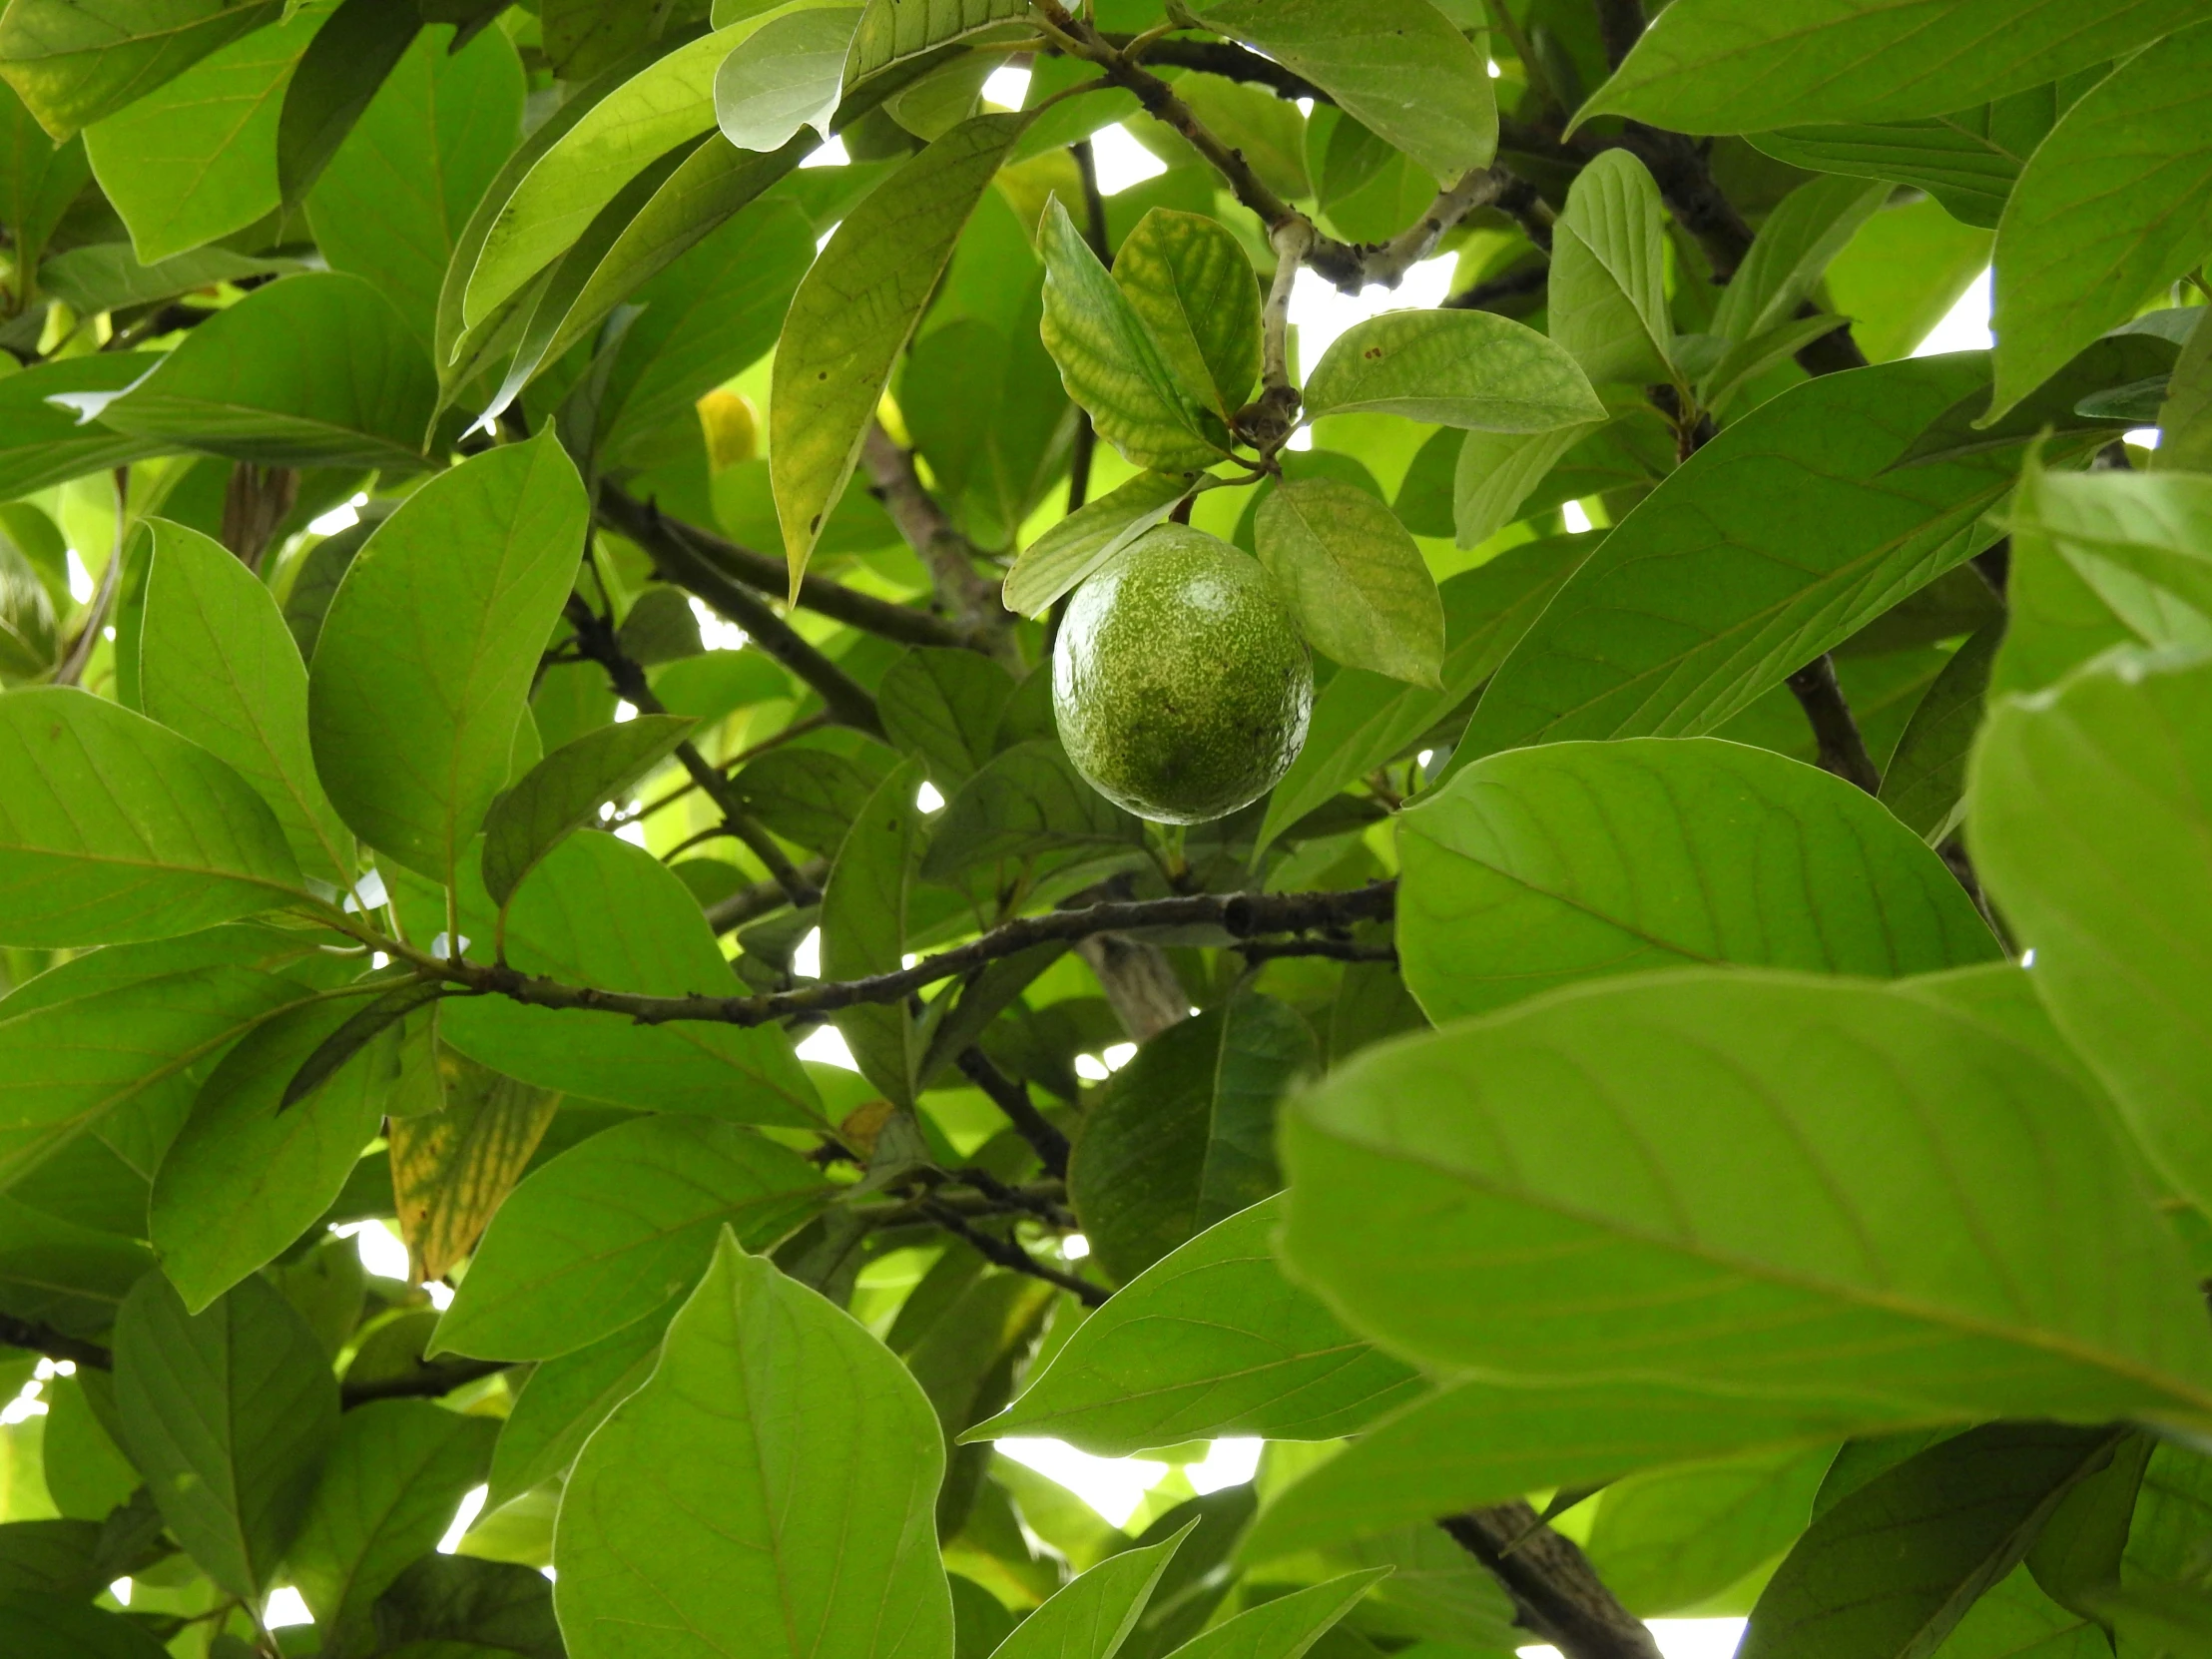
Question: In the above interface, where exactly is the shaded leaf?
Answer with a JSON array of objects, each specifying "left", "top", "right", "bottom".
[
  {"left": 481, "top": 713, "right": 694, "bottom": 907},
  {"left": 1003, "top": 468, "right": 1192, "bottom": 619},
  {"left": 1548, "top": 149, "right": 1672, "bottom": 386},
  {"left": 825, "top": 755, "right": 925, "bottom": 1105},
  {"left": 713, "top": 6, "right": 858, "bottom": 154},
  {"left": 1255, "top": 477, "right": 1443, "bottom": 687},
  {"left": 388, "top": 1049, "right": 559, "bottom": 1284},
  {"left": 1304, "top": 310, "right": 1605, "bottom": 431},
  {"left": 1878, "top": 622, "right": 2000, "bottom": 843},
  {"left": 1112, "top": 207, "right": 1262, "bottom": 420}
]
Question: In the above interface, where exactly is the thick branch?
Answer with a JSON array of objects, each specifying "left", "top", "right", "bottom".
[
  {"left": 596, "top": 484, "right": 971, "bottom": 652},
  {"left": 706, "top": 859, "right": 829, "bottom": 933},
  {"left": 1592, "top": 0, "right": 1646, "bottom": 68},
  {"left": 1078, "top": 933, "right": 1194, "bottom": 1042},
  {"left": 340, "top": 1357, "right": 510, "bottom": 1407},
  {"left": 0, "top": 1315, "right": 111, "bottom": 1372},
  {"left": 446, "top": 882, "right": 1396, "bottom": 1030},
  {"left": 957, "top": 1048, "right": 1071, "bottom": 1178},
  {"left": 1445, "top": 264, "right": 1550, "bottom": 311},
  {"left": 1441, "top": 1506, "right": 1663, "bottom": 1659},
  {"left": 598, "top": 503, "right": 886, "bottom": 737},
  {"left": 1786, "top": 654, "right": 1881, "bottom": 795},
  {"left": 860, "top": 423, "right": 1021, "bottom": 666},
  {"left": 1105, "top": 35, "right": 1325, "bottom": 102}
]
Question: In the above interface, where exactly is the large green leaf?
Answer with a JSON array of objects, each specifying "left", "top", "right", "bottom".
[
  {"left": 1185, "top": 0, "right": 1492, "bottom": 183},
  {"left": 429, "top": 832, "right": 824, "bottom": 1125},
  {"left": 1302, "top": 310, "right": 1604, "bottom": 431},
  {"left": 304, "top": 21, "right": 525, "bottom": 352},
  {"left": 0, "top": 1594, "right": 174, "bottom": 1659},
  {"left": 1002, "top": 469, "right": 1192, "bottom": 618},
  {"left": 1397, "top": 738, "right": 1998, "bottom": 1022},
  {"left": 1069, "top": 990, "right": 1316, "bottom": 1285},
  {"left": 917, "top": 737, "right": 1144, "bottom": 880},
  {"left": 1111, "top": 207, "right": 1262, "bottom": 422},
  {"left": 1254, "top": 536, "right": 1588, "bottom": 854},
  {"left": 1711, "top": 175, "right": 1891, "bottom": 344},
  {"left": 112, "top": 1271, "right": 338, "bottom": 1599},
  {"left": 0, "top": 0, "right": 282, "bottom": 141},
  {"left": 485, "top": 1310, "right": 669, "bottom": 1505},
  {"left": 713, "top": 6, "right": 858, "bottom": 154},
  {"left": 272, "top": 0, "right": 421, "bottom": 207},
  {"left": 80, "top": 4, "right": 319, "bottom": 263},
  {"left": 141, "top": 518, "right": 352, "bottom": 886},
  {"left": 1741, "top": 1423, "right": 2127, "bottom": 1659},
  {"left": 286, "top": 1399, "right": 498, "bottom": 1653},
  {"left": 1279, "top": 970, "right": 2212, "bottom": 1419},
  {"left": 0, "top": 687, "right": 302, "bottom": 947},
  {"left": 1577, "top": 0, "right": 2200, "bottom": 135},
  {"left": 1547, "top": 149, "right": 1672, "bottom": 386},
  {"left": 1163, "top": 1570, "right": 1384, "bottom": 1659},
  {"left": 773, "top": 112, "right": 1028, "bottom": 593},
  {"left": 0, "top": 78, "right": 88, "bottom": 276},
  {"left": 96, "top": 272, "right": 437, "bottom": 469},
  {"left": 1455, "top": 354, "right": 2016, "bottom": 762},
  {"left": 877, "top": 648, "right": 1014, "bottom": 787},
  {"left": 1988, "top": 23, "right": 2212, "bottom": 420},
  {"left": 1878, "top": 621, "right": 2000, "bottom": 844},
  {"left": 843, "top": 0, "right": 1030, "bottom": 93},
  {"left": 972, "top": 1195, "right": 1419, "bottom": 1456},
  {"left": 1583, "top": 1443, "right": 1835, "bottom": 1617},
  {"left": 555, "top": 1232, "right": 953, "bottom": 1659},
  {"left": 825, "top": 755, "right": 924, "bottom": 1105},
  {"left": 308, "top": 432, "right": 586, "bottom": 883},
  {"left": 1255, "top": 478, "right": 1443, "bottom": 687},
  {"left": 461, "top": 21, "right": 746, "bottom": 327},
  {"left": 431, "top": 1112, "right": 829, "bottom": 1362},
  {"left": 2001, "top": 462, "right": 2212, "bottom": 659},
  {"left": 149, "top": 989, "right": 396, "bottom": 1311},
  {"left": 989, "top": 1528, "right": 1190, "bottom": 1659},
  {"left": 1971, "top": 647, "right": 2212, "bottom": 1217},
  {"left": 0, "top": 356, "right": 168, "bottom": 498},
  {"left": 481, "top": 714, "right": 694, "bottom": 908}
]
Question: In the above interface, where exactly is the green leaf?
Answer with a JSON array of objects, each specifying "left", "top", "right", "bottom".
[
  {"left": 308, "top": 432, "right": 587, "bottom": 883},
  {"left": 1255, "top": 477, "right": 1443, "bottom": 687},
  {"left": 0, "top": 687, "right": 302, "bottom": 947},
  {"left": 1036, "top": 197, "right": 1224, "bottom": 473},
  {"left": 0, "top": 1594, "right": 173, "bottom": 1659},
  {"left": 429, "top": 832, "right": 824, "bottom": 1125},
  {"left": 1455, "top": 355, "right": 2015, "bottom": 762},
  {"left": 1740, "top": 1423, "right": 2128, "bottom": 1659},
  {"left": 1577, "top": 0, "right": 2201, "bottom": 135},
  {"left": 1303, "top": 310, "right": 1605, "bottom": 431},
  {"left": 1255, "top": 536, "right": 1588, "bottom": 855},
  {"left": 773, "top": 113, "right": 1029, "bottom": 594},
  {"left": 96, "top": 272, "right": 437, "bottom": 469},
  {"left": 713, "top": 6, "right": 858, "bottom": 153},
  {"left": 286, "top": 1399, "right": 497, "bottom": 1653},
  {"left": 1971, "top": 646, "right": 2212, "bottom": 1217},
  {"left": 1003, "top": 468, "right": 1192, "bottom": 618},
  {"left": 0, "top": 357, "right": 170, "bottom": 500},
  {"left": 485, "top": 1311, "right": 668, "bottom": 1505},
  {"left": 141, "top": 518, "right": 353, "bottom": 886},
  {"left": 1451, "top": 423, "right": 1605, "bottom": 548},
  {"left": 730, "top": 742, "right": 895, "bottom": 854},
  {"left": 275, "top": 0, "right": 418, "bottom": 205},
  {"left": 462, "top": 21, "right": 749, "bottom": 328},
  {"left": 825, "top": 755, "right": 924, "bottom": 1105},
  {"left": 1069, "top": 990, "right": 1316, "bottom": 1285},
  {"left": 304, "top": 21, "right": 525, "bottom": 352},
  {"left": 554, "top": 1231, "right": 953, "bottom": 1659},
  {"left": 1279, "top": 970, "right": 2212, "bottom": 1418},
  {"left": 1112, "top": 208, "right": 1262, "bottom": 421},
  {"left": 112, "top": 1270, "right": 339, "bottom": 1599},
  {"left": 919, "top": 737, "right": 1144, "bottom": 880},
  {"left": 973, "top": 1195, "right": 1419, "bottom": 1455},
  {"left": 1547, "top": 149, "right": 1672, "bottom": 386},
  {"left": 369, "top": 1554, "right": 565, "bottom": 1657},
  {"left": 0, "top": 0, "right": 282, "bottom": 141},
  {"left": 2029, "top": 1429, "right": 2154, "bottom": 1625},
  {"left": 844, "top": 0, "right": 1030, "bottom": 94},
  {"left": 432, "top": 1112, "right": 829, "bottom": 1361},
  {"left": 1711, "top": 175, "right": 1891, "bottom": 344},
  {"left": 150, "top": 990, "right": 398, "bottom": 1311},
  {"left": 1584, "top": 1444, "right": 1835, "bottom": 1617},
  {"left": 481, "top": 714, "right": 694, "bottom": 908},
  {"left": 1398, "top": 738, "right": 1999, "bottom": 1023},
  {"left": 1163, "top": 1570, "right": 1385, "bottom": 1659},
  {"left": 2156, "top": 303, "right": 2212, "bottom": 474},
  {"left": 37, "top": 239, "right": 294, "bottom": 317},
  {"left": 0, "top": 79, "right": 87, "bottom": 277},
  {"left": 1185, "top": 0, "right": 1492, "bottom": 183},
  {"left": 981, "top": 1535, "right": 1183, "bottom": 1659},
  {"left": 878, "top": 647, "right": 1015, "bottom": 787},
  {"left": 1988, "top": 23, "right": 2212, "bottom": 421},
  {"left": 80, "top": 4, "right": 319, "bottom": 264},
  {"left": 1878, "top": 621, "right": 2000, "bottom": 843}
]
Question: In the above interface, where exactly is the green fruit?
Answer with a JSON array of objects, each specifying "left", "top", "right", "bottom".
[{"left": 1053, "top": 525, "right": 1313, "bottom": 825}]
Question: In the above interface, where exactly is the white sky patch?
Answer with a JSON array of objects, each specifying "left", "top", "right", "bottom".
[
  {"left": 796, "top": 1024, "right": 858, "bottom": 1069},
  {"left": 1522, "top": 1620, "right": 1746, "bottom": 1659},
  {"left": 614, "top": 700, "right": 638, "bottom": 723},
  {"left": 265, "top": 1588, "right": 313, "bottom": 1629},
  {"left": 1913, "top": 267, "right": 1992, "bottom": 356},
  {"left": 1186, "top": 1437, "right": 1263, "bottom": 1494},
  {"left": 997, "top": 1439, "right": 1170, "bottom": 1527},
  {"left": 1061, "top": 1233, "right": 1091, "bottom": 1261},
  {"left": 982, "top": 63, "right": 1031, "bottom": 108},
  {"left": 64, "top": 548, "right": 94, "bottom": 604},
  {"left": 689, "top": 596, "right": 747, "bottom": 650},
  {"left": 337, "top": 1219, "right": 410, "bottom": 1282},
  {"left": 793, "top": 926, "right": 822, "bottom": 979},
  {"left": 615, "top": 821, "right": 649, "bottom": 848},
  {"left": 802, "top": 135, "right": 849, "bottom": 169},
  {"left": 108, "top": 1578, "right": 131, "bottom": 1606},
  {"left": 1090, "top": 124, "right": 1166, "bottom": 195},
  {"left": 2128, "top": 427, "right": 2163, "bottom": 448},
  {"left": 916, "top": 780, "right": 945, "bottom": 813},
  {"left": 1561, "top": 500, "right": 1595, "bottom": 534},
  {"left": 439, "top": 1485, "right": 489, "bottom": 1553},
  {"left": 307, "top": 492, "right": 368, "bottom": 537},
  {"left": 1285, "top": 256, "right": 1458, "bottom": 448}
]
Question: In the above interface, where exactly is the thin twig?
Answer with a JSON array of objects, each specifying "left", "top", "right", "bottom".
[
  {"left": 339, "top": 1357, "right": 510, "bottom": 1407},
  {"left": 0, "top": 1315, "right": 111, "bottom": 1371},
  {"left": 922, "top": 1203, "right": 1108, "bottom": 1306},
  {"left": 1065, "top": 136, "right": 1111, "bottom": 515},
  {"left": 1237, "top": 938, "right": 1397, "bottom": 965},
  {"left": 958, "top": 1048, "right": 1072, "bottom": 1178},
  {"left": 1441, "top": 1506, "right": 1663, "bottom": 1659},
  {"left": 52, "top": 467, "right": 127, "bottom": 688},
  {"left": 860, "top": 422, "right": 1020, "bottom": 666},
  {"left": 1786, "top": 654, "right": 1881, "bottom": 795}
]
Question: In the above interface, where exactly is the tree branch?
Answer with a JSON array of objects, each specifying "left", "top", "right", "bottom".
[
  {"left": 596, "top": 501, "right": 887, "bottom": 737},
  {"left": 921, "top": 1203, "right": 1109, "bottom": 1306},
  {"left": 957, "top": 1048, "right": 1071, "bottom": 1178},
  {"left": 1102, "top": 35, "right": 1326, "bottom": 102},
  {"left": 1786, "top": 654, "right": 1881, "bottom": 794},
  {"left": 1445, "top": 264, "right": 1550, "bottom": 311},
  {"left": 1065, "top": 136, "right": 1111, "bottom": 515},
  {"left": 706, "top": 859, "right": 829, "bottom": 933},
  {"left": 339, "top": 1357, "right": 510, "bottom": 1408},
  {"left": 595, "top": 484, "right": 973, "bottom": 652},
  {"left": 442, "top": 882, "right": 1396, "bottom": 1030},
  {"left": 1591, "top": 0, "right": 1646, "bottom": 68},
  {"left": 0, "top": 1315, "right": 111, "bottom": 1372},
  {"left": 1441, "top": 1506, "right": 1663, "bottom": 1659},
  {"left": 860, "top": 422, "right": 1022, "bottom": 666}
]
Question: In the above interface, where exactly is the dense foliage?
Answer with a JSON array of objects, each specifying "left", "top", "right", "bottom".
[{"left": 0, "top": 0, "right": 2209, "bottom": 1655}]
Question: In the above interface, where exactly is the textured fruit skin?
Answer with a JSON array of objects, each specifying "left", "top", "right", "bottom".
[{"left": 1053, "top": 525, "right": 1314, "bottom": 824}]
